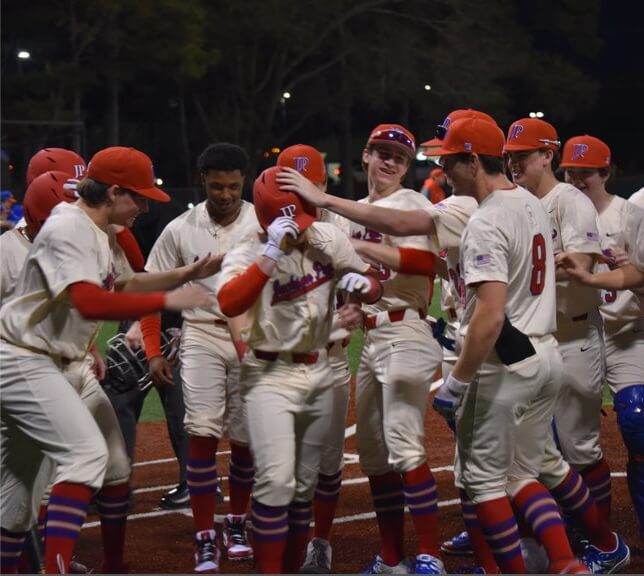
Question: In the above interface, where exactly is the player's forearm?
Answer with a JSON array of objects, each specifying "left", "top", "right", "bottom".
[
  {"left": 121, "top": 267, "right": 189, "bottom": 293},
  {"left": 68, "top": 282, "right": 166, "bottom": 320},
  {"left": 325, "top": 195, "right": 435, "bottom": 237},
  {"left": 451, "top": 306, "right": 504, "bottom": 383},
  {"left": 140, "top": 314, "right": 162, "bottom": 359},
  {"left": 352, "top": 240, "right": 401, "bottom": 271},
  {"left": 555, "top": 252, "right": 596, "bottom": 281},
  {"left": 218, "top": 263, "right": 270, "bottom": 317},
  {"left": 115, "top": 227, "right": 145, "bottom": 272},
  {"left": 588, "top": 264, "right": 644, "bottom": 290}
]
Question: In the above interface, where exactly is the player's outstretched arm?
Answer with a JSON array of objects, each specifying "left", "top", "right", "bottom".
[
  {"left": 554, "top": 252, "right": 596, "bottom": 282},
  {"left": 277, "top": 166, "right": 435, "bottom": 237},
  {"left": 558, "top": 252, "right": 644, "bottom": 289},
  {"left": 352, "top": 240, "right": 443, "bottom": 278}
]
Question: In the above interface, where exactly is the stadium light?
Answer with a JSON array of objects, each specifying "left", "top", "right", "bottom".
[
  {"left": 155, "top": 178, "right": 164, "bottom": 186},
  {"left": 17, "top": 50, "right": 31, "bottom": 60},
  {"left": 424, "top": 84, "right": 432, "bottom": 91}
]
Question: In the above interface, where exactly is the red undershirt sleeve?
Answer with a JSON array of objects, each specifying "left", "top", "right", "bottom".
[
  {"left": 115, "top": 228, "right": 146, "bottom": 272},
  {"left": 140, "top": 314, "right": 163, "bottom": 360},
  {"left": 218, "top": 263, "right": 270, "bottom": 317},
  {"left": 68, "top": 282, "right": 166, "bottom": 320},
  {"left": 398, "top": 247, "right": 436, "bottom": 276}
]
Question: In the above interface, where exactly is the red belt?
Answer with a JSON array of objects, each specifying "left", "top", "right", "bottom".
[
  {"left": 253, "top": 350, "right": 320, "bottom": 364},
  {"left": 364, "top": 308, "right": 426, "bottom": 331}
]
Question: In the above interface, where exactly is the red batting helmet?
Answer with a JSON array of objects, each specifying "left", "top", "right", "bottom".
[
  {"left": 26, "top": 148, "right": 87, "bottom": 186},
  {"left": 23, "top": 171, "right": 79, "bottom": 239},
  {"left": 253, "top": 166, "right": 316, "bottom": 232}
]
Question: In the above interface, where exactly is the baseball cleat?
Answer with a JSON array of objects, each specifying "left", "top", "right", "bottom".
[
  {"left": 581, "top": 532, "right": 630, "bottom": 574},
  {"left": 361, "top": 554, "right": 412, "bottom": 574},
  {"left": 414, "top": 553, "right": 445, "bottom": 574},
  {"left": 222, "top": 514, "right": 253, "bottom": 561},
  {"left": 159, "top": 482, "right": 190, "bottom": 510},
  {"left": 301, "top": 537, "right": 332, "bottom": 573},
  {"left": 193, "top": 529, "right": 221, "bottom": 573},
  {"left": 440, "top": 530, "right": 473, "bottom": 556}
]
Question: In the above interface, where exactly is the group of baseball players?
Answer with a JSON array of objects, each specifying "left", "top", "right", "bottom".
[{"left": 0, "top": 105, "right": 642, "bottom": 576}]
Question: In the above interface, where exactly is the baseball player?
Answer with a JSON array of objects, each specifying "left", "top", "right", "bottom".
[
  {"left": 280, "top": 124, "right": 446, "bottom": 575},
  {"left": 140, "top": 143, "right": 259, "bottom": 572},
  {"left": 275, "top": 144, "right": 360, "bottom": 574},
  {"left": 0, "top": 146, "right": 215, "bottom": 575},
  {"left": 216, "top": 166, "right": 381, "bottom": 574},
  {"left": 504, "top": 119, "right": 611, "bottom": 514},
  {"left": 430, "top": 117, "right": 587, "bottom": 574},
  {"left": 561, "top": 135, "right": 644, "bottom": 546}
]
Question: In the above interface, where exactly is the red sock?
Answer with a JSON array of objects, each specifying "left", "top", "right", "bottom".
[
  {"left": 460, "top": 491, "right": 499, "bottom": 574},
  {"left": 368, "top": 472, "right": 405, "bottom": 566},
  {"left": 283, "top": 501, "right": 313, "bottom": 573},
  {"left": 252, "top": 499, "right": 288, "bottom": 574},
  {"left": 551, "top": 466, "right": 615, "bottom": 550},
  {"left": 44, "top": 482, "right": 92, "bottom": 574},
  {"left": 512, "top": 481, "right": 575, "bottom": 572},
  {"left": 187, "top": 436, "right": 218, "bottom": 532},
  {"left": 476, "top": 496, "right": 526, "bottom": 574},
  {"left": 96, "top": 483, "right": 129, "bottom": 571},
  {"left": 580, "top": 458, "right": 612, "bottom": 521},
  {"left": 229, "top": 442, "right": 254, "bottom": 515},
  {"left": 402, "top": 464, "right": 440, "bottom": 556},
  {"left": 313, "top": 471, "right": 342, "bottom": 540}
]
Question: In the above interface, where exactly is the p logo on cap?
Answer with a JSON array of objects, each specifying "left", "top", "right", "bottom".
[
  {"left": 277, "top": 144, "right": 326, "bottom": 184},
  {"left": 560, "top": 135, "right": 611, "bottom": 169}
]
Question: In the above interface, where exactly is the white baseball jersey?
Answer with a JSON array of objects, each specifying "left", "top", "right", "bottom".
[
  {"left": 0, "top": 226, "right": 31, "bottom": 303},
  {"left": 0, "top": 203, "right": 134, "bottom": 359},
  {"left": 217, "top": 221, "right": 369, "bottom": 352},
  {"left": 351, "top": 189, "right": 434, "bottom": 315},
  {"left": 626, "top": 202, "right": 644, "bottom": 270},
  {"left": 596, "top": 196, "right": 643, "bottom": 327},
  {"left": 540, "top": 182, "right": 602, "bottom": 320},
  {"left": 145, "top": 200, "right": 260, "bottom": 322},
  {"left": 425, "top": 195, "right": 479, "bottom": 318},
  {"left": 629, "top": 187, "right": 644, "bottom": 209},
  {"left": 460, "top": 186, "right": 556, "bottom": 337}
]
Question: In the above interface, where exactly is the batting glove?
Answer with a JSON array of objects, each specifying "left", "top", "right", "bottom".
[
  {"left": 337, "top": 272, "right": 372, "bottom": 295},
  {"left": 432, "top": 373, "right": 469, "bottom": 421},
  {"left": 262, "top": 216, "right": 300, "bottom": 261}
]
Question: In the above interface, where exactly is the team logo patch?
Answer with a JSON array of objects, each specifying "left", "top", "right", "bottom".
[
  {"left": 586, "top": 231, "right": 600, "bottom": 242},
  {"left": 474, "top": 254, "right": 492, "bottom": 267},
  {"left": 464, "top": 142, "right": 472, "bottom": 151},
  {"left": 279, "top": 204, "right": 297, "bottom": 218},
  {"left": 572, "top": 143, "right": 589, "bottom": 160},
  {"left": 352, "top": 228, "right": 383, "bottom": 243},
  {"left": 271, "top": 261, "right": 334, "bottom": 304},
  {"left": 509, "top": 124, "right": 524, "bottom": 140},
  {"left": 293, "top": 156, "right": 310, "bottom": 173}
]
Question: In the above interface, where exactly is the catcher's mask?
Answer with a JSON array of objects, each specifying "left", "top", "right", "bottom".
[{"left": 103, "top": 328, "right": 181, "bottom": 394}]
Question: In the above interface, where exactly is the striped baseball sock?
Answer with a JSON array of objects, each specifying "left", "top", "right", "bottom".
[
  {"left": 580, "top": 457, "right": 612, "bottom": 520},
  {"left": 252, "top": 499, "right": 288, "bottom": 574},
  {"left": 460, "top": 490, "right": 499, "bottom": 573},
  {"left": 402, "top": 463, "right": 440, "bottom": 556},
  {"left": 475, "top": 496, "right": 526, "bottom": 573},
  {"left": 96, "top": 482, "right": 129, "bottom": 572},
  {"left": 312, "top": 470, "right": 342, "bottom": 540},
  {"left": 44, "top": 482, "right": 92, "bottom": 574},
  {"left": 187, "top": 435, "right": 218, "bottom": 532},
  {"left": 368, "top": 471, "right": 405, "bottom": 566},
  {"left": 283, "top": 500, "right": 313, "bottom": 573},
  {"left": 551, "top": 466, "right": 615, "bottom": 550},
  {"left": 1, "top": 528, "right": 27, "bottom": 574},
  {"left": 512, "top": 481, "right": 575, "bottom": 572},
  {"left": 229, "top": 442, "right": 254, "bottom": 515}
]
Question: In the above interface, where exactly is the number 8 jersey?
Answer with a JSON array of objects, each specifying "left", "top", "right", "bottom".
[{"left": 459, "top": 186, "right": 556, "bottom": 337}]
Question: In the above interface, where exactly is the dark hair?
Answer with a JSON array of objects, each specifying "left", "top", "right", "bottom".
[
  {"left": 538, "top": 149, "right": 561, "bottom": 172},
  {"left": 197, "top": 143, "right": 249, "bottom": 175},
  {"left": 76, "top": 177, "right": 111, "bottom": 206},
  {"left": 478, "top": 154, "right": 505, "bottom": 175}
]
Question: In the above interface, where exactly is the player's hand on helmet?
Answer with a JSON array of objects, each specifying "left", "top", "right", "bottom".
[
  {"left": 165, "top": 285, "right": 215, "bottom": 311},
  {"left": 337, "top": 303, "right": 364, "bottom": 331},
  {"left": 262, "top": 216, "right": 300, "bottom": 261},
  {"left": 276, "top": 167, "right": 328, "bottom": 207},
  {"left": 432, "top": 373, "right": 469, "bottom": 421},
  {"left": 149, "top": 356, "right": 174, "bottom": 387}
]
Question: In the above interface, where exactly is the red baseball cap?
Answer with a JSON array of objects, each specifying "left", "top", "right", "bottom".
[
  {"left": 26, "top": 148, "right": 86, "bottom": 185},
  {"left": 277, "top": 144, "right": 326, "bottom": 184},
  {"left": 87, "top": 147, "right": 169, "bottom": 202},
  {"left": 367, "top": 124, "right": 416, "bottom": 158},
  {"left": 421, "top": 109, "right": 497, "bottom": 150},
  {"left": 432, "top": 118, "right": 505, "bottom": 158},
  {"left": 254, "top": 166, "right": 317, "bottom": 232},
  {"left": 503, "top": 118, "right": 561, "bottom": 152},
  {"left": 23, "top": 171, "right": 79, "bottom": 238},
  {"left": 560, "top": 135, "right": 611, "bottom": 169}
]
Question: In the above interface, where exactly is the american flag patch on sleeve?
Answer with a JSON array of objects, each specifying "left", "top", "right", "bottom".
[
  {"left": 475, "top": 254, "right": 492, "bottom": 267},
  {"left": 586, "top": 231, "right": 600, "bottom": 241}
]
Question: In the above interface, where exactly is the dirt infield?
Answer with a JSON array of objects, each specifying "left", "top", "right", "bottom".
[{"left": 76, "top": 385, "right": 642, "bottom": 574}]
